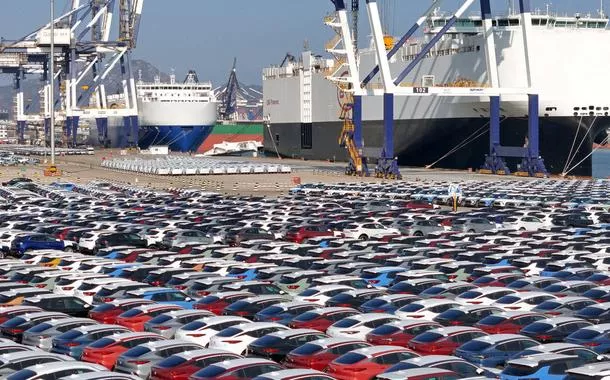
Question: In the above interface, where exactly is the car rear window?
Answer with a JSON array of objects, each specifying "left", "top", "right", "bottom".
[
  {"left": 192, "top": 365, "right": 225, "bottom": 378},
  {"left": 56, "top": 330, "right": 83, "bottom": 340},
  {"left": 578, "top": 306, "right": 604, "bottom": 317},
  {"left": 252, "top": 335, "right": 281, "bottom": 347},
  {"left": 148, "top": 314, "right": 173, "bottom": 324},
  {"left": 370, "top": 324, "right": 401, "bottom": 336},
  {"left": 123, "top": 345, "right": 151, "bottom": 357},
  {"left": 259, "top": 306, "right": 283, "bottom": 316},
  {"left": 88, "top": 337, "right": 115, "bottom": 348},
  {"left": 398, "top": 304, "right": 424, "bottom": 312},
  {"left": 298, "top": 289, "right": 318, "bottom": 297},
  {"left": 1, "top": 317, "right": 26, "bottom": 328},
  {"left": 536, "top": 301, "right": 562, "bottom": 311},
  {"left": 156, "top": 355, "right": 187, "bottom": 368},
  {"left": 458, "top": 291, "right": 482, "bottom": 299},
  {"left": 502, "top": 364, "right": 538, "bottom": 376},
  {"left": 334, "top": 352, "right": 366, "bottom": 365},
  {"left": 216, "top": 327, "right": 241, "bottom": 337},
  {"left": 5, "top": 369, "right": 36, "bottom": 380},
  {"left": 332, "top": 318, "right": 358, "bottom": 328},
  {"left": 90, "top": 304, "right": 114, "bottom": 313},
  {"left": 293, "top": 312, "right": 319, "bottom": 322},
  {"left": 496, "top": 296, "right": 520, "bottom": 304},
  {"left": 569, "top": 329, "right": 600, "bottom": 340},
  {"left": 181, "top": 320, "right": 207, "bottom": 331},
  {"left": 459, "top": 340, "right": 492, "bottom": 352},
  {"left": 291, "top": 343, "right": 323, "bottom": 356},
  {"left": 523, "top": 322, "right": 552, "bottom": 333},
  {"left": 120, "top": 309, "right": 143, "bottom": 318},
  {"left": 25, "top": 322, "right": 51, "bottom": 333},
  {"left": 412, "top": 332, "right": 443, "bottom": 343},
  {"left": 478, "top": 315, "right": 507, "bottom": 326}
]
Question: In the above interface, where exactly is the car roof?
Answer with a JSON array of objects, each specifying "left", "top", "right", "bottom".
[
  {"left": 474, "top": 333, "right": 535, "bottom": 344},
  {"left": 508, "top": 353, "right": 578, "bottom": 367},
  {"left": 208, "top": 357, "right": 277, "bottom": 369},
  {"left": 375, "top": 367, "right": 456, "bottom": 379},
  {"left": 349, "top": 345, "right": 410, "bottom": 357}
]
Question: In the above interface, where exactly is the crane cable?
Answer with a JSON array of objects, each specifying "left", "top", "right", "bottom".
[
  {"left": 426, "top": 117, "right": 506, "bottom": 169},
  {"left": 564, "top": 132, "right": 609, "bottom": 176},
  {"left": 563, "top": 116, "right": 597, "bottom": 174},
  {"left": 562, "top": 115, "right": 583, "bottom": 174}
]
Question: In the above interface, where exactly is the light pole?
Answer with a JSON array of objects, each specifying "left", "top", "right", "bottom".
[{"left": 49, "top": 0, "right": 55, "bottom": 166}]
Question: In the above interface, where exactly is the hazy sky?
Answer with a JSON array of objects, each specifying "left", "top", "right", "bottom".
[{"left": 0, "top": 0, "right": 603, "bottom": 85}]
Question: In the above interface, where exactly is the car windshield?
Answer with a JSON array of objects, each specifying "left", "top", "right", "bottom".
[
  {"left": 291, "top": 343, "right": 323, "bottom": 355},
  {"left": 334, "top": 352, "right": 366, "bottom": 365},
  {"left": 459, "top": 340, "right": 492, "bottom": 352},
  {"left": 123, "top": 345, "right": 151, "bottom": 357}
]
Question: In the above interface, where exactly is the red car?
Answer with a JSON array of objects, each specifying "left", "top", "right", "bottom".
[
  {"left": 194, "top": 292, "right": 254, "bottom": 315},
  {"left": 0, "top": 306, "right": 41, "bottom": 324},
  {"left": 407, "top": 326, "right": 487, "bottom": 355},
  {"left": 326, "top": 345, "right": 418, "bottom": 380},
  {"left": 115, "top": 304, "right": 183, "bottom": 331},
  {"left": 88, "top": 299, "right": 155, "bottom": 324},
  {"left": 365, "top": 320, "right": 442, "bottom": 347},
  {"left": 289, "top": 307, "right": 359, "bottom": 332},
  {"left": 283, "top": 337, "right": 370, "bottom": 371},
  {"left": 149, "top": 348, "right": 241, "bottom": 380},
  {"left": 475, "top": 311, "right": 546, "bottom": 334},
  {"left": 189, "top": 357, "right": 283, "bottom": 380},
  {"left": 81, "top": 331, "right": 165, "bottom": 369},
  {"left": 285, "top": 225, "right": 333, "bottom": 244},
  {"left": 115, "top": 248, "right": 153, "bottom": 263}
]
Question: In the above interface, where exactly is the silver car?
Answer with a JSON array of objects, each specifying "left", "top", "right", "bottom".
[
  {"left": 0, "top": 351, "right": 73, "bottom": 376},
  {"left": 21, "top": 317, "right": 97, "bottom": 351},
  {"left": 59, "top": 372, "right": 140, "bottom": 380},
  {"left": 7, "top": 361, "right": 106, "bottom": 380},
  {"left": 143, "top": 309, "right": 214, "bottom": 338},
  {"left": 452, "top": 217, "right": 496, "bottom": 233},
  {"left": 114, "top": 339, "right": 203, "bottom": 378},
  {"left": 160, "top": 230, "right": 213, "bottom": 249}
]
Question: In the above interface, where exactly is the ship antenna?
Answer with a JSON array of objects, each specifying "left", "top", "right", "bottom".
[
  {"left": 601, "top": 0, "right": 605, "bottom": 18},
  {"left": 546, "top": 2, "right": 552, "bottom": 16},
  {"left": 137, "top": 69, "right": 142, "bottom": 84}
]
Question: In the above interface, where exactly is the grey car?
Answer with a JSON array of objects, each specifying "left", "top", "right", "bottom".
[
  {"left": 398, "top": 220, "right": 445, "bottom": 237},
  {"left": 21, "top": 317, "right": 97, "bottom": 351},
  {"left": 143, "top": 309, "right": 214, "bottom": 338},
  {"left": 161, "top": 230, "right": 213, "bottom": 249},
  {"left": 114, "top": 339, "right": 203, "bottom": 378},
  {"left": 452, "top": 217, "right": 496, "bottom": 233},
  {"left": 0, "top": 351, "right": 73, "bottom": 376}
]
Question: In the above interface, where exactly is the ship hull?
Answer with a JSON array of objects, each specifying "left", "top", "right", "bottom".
[
  {"left": 139, "top": 125, "right": 214, "bottom": 152},
  {"left": 264, "top": 116, "right": 610, "bottom": 176},
  {"left": 197, "top": 123, "right": 264, "bottom": 153}
]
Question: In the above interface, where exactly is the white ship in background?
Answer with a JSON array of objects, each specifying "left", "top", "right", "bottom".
[
  {"left": 263, "top": 7, "right": 610, "bottom": 176},
  {"left": 90, "top": 71, "right": 218, "bottom": 152}
]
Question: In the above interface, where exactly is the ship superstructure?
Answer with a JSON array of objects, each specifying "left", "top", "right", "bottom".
[{"left": 263, "top": 7, "right": 610, "bottom": 176}]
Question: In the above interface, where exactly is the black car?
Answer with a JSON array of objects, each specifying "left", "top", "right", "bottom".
[
  {"left": 246, "top": 328, "right": 327, "bottom": 362},
  {"left": 325, "top": 289, "right": 386, "bottom": 308},
  {"left": 224, "top": 227, "right": 275, "bottom": 246},
  {"left": 551, "top": 214, "right": 593, "bottom": 228},
  {"left": 21, "top": 295, "right": 92, "bottom": 317},
  {"left": 520, "top": 317, "right": 592, "bottom": 343},
  {"left": 433, "top": 306, "right": 503, "bottom": 327}
]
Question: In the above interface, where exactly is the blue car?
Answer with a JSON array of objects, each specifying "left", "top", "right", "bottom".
[
  {"left": 361, "top": 267, "right": 407, "bottom": 287},
  {"left": 565, "top": 323, "right": 610, "bottom": 354},
  {"left": 50, "top": 324, "right": 130, "bottom": 359},
  {"left": 455, "top": 334, "right": 540, "bottom": 368},
  {"left": 99, "top": 263, "right": 142, "bottom": 277},
  {"left": 9, "top": 234, "right": 65, "bottom": 256},
  {"left": 124, "top": 287, "right": 195, "bottom": 309},
  {"left": 227, "top": 264, "right": 276, "bottom": 281},
  {"left": 95, "top": 246, "right": 136, "bottom": 259},
  {"left": 253, "top": 301, "right": 318, "bottom": 325},
  {"left": 359, "top": 294, "right": 421, "bottom": 314},
  {"left": 501, "top": 353, "right": 585, "bottom": 380}
]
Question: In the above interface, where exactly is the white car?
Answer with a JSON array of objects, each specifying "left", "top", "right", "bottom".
[
  {"left": 174, "top": 316, "right": 250, "bottom": 347},
  {"left": 144, "top": 228, "right": 173, "bottom": 247},
  {"left": 493, "top": 291, "right": 558, "bottom": 311},
  {"left": 342, "top": 223, "right": 400, "bottom": 240},
  {"left": 503, "top": 216, "right": 547, "bottom": 231},
  {"left": 208, "top": 322, "right": 289, "bottom": 354},
  {"left": 326, "top": 313, "right": 400, "bottom": 340},
  {"left": 8, "top": 361, "right": 107, "bottom": 380},
  {"left": 294, "top": 285, "right": 355, "bottom": 306},
  {"left": 454, "top": 287, "right": 518, "bottom": 306},
  {"left": 74, "top": 277, "right": 133, "bottom": 303},
  {"left": 54, "top": 274, "right": 109, "bottom": 296},
  {"left": 77, "top": 231, "right": 110, "bottom": 253},
  {"left": 395, "top": 299, "right": 462, "bottom": 320}
]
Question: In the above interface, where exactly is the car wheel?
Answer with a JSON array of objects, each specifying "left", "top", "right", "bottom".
[
  {"left": 359, "top": 234, "right": 368, "bottom": 241},
  {"left": 519, "top": 227, "right": 526, "bottom": 231},
  {"left": 414, "top": 231, "right": 424, "bottom": 237},
  {"left": 468, "top": 229, "right": 475, "bottom": 233}
]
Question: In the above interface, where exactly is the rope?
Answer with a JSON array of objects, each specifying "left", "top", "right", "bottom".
[
  {"left": 563, "top": 132, "right": 609, "bottom": 176},
  {"left": 426, "top": 118, "right": 503, "bottom": 169},
  {"left": 563, "top": 116, "right": 597, "bottom": 173},
  {"left": 562, "top": 116, "right": 583, "bottom": 174}
]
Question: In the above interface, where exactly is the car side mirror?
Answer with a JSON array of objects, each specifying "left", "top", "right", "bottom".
[
  {"left": 279, "top": 290, "right": 286, "bottom": 295},
  {"left": 476, "top": 368, "right": 484, "bottom": 375},
  {"left": 598, "top": 355, "right": 605, "bottom": 361},
  {"left": 186, "top": 297, "right": 193, "bottom": 302}
]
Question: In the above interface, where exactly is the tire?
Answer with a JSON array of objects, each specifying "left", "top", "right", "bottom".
[
  {"left": 519, "top": 227, "right": 526, "bottom": 231},
  {"left": 414, "top": 231, "right": 424, "bottom": 237},
  {"left": 468, "top": 229, "right": 475, "bottom": 233},
  {"left": 64, "top": 247, "right": 73, "bottom": 252},
  {"left": 359, "top": 234, "right": 368, "bottom": 241}
]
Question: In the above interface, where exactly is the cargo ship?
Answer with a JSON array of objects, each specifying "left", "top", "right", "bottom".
[{"left": 262, "top": 9, "right": 610, "bottom": 176}]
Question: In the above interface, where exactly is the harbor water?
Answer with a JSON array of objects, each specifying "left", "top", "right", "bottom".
[{"left": 593, "top": 150, "right": 610, "bottom": 178}]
